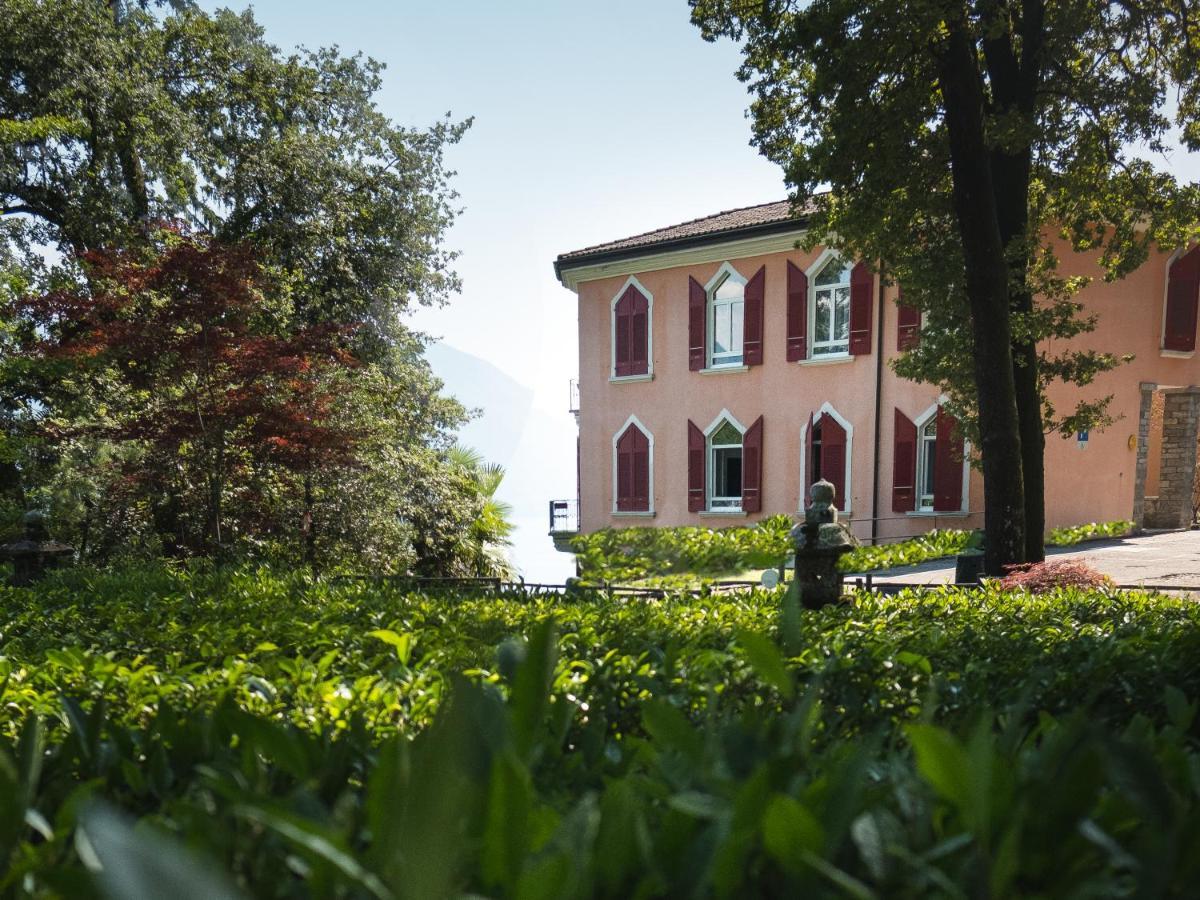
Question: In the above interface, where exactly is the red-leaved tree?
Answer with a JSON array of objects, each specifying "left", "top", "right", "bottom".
[{"left": 19, "top": 226, "right": 361, "bottom": 560}]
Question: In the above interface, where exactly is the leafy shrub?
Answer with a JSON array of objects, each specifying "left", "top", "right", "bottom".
[
  {"left": 999, "top": 559, "right": 1113, "bottom": 593},
  {"left": 2, "top": 567, "right": 1199, "bottom": 896},
  {"left": 570, "top": 514, "right": 793, "bottom": 582},
  {"left": 1048, "top": 519, "right": 1135, "bottom": 545},
  {"left": 574, "top": 518, "right": 1138, "bottom": 583},
  {"left": 840, "top": 528, "right": 971, "bottom": 572}
]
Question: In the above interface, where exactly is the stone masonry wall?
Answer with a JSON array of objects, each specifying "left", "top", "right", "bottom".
[{"left": 1143, "top": 388, "right": 1200, "bottom": 529}]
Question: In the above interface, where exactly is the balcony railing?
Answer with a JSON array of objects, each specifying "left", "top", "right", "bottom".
[
  {"left": 568, "top": 378, "right": 580, "bottom": 415},
  {"left": 548, "top": 498, "right": 579, "bottom": 535}
]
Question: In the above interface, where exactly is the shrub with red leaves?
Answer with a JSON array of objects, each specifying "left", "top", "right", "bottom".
[{"left": 997, "top": 560, "right": 1112, "bottom": 593}]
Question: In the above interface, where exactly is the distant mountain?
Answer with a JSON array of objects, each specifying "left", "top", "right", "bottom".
[
  {"left": 425, "top": 341, "right": 534, "bottom": 470},
  {"left": 425, "top": 341, "right": 577, "bottom": 582}
]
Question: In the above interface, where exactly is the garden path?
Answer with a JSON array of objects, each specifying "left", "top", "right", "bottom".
[{"left": 860, "top": 528, "right": 1200, "bottom": 590}]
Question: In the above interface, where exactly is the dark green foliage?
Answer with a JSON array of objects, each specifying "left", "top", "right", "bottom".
[{"left": 0, "top": 568, "right": 1198, "bottom": 896}]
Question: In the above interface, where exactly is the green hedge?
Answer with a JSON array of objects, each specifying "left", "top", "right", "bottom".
[
  {"left": 572, "top": 519, "right": 1137, "bottom": 583},
  {"left": 0, "top": 566, "right": 1197, "bottom": 896}
]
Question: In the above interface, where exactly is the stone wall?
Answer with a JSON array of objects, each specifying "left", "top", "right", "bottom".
[{"left": 1143, "top": 387, "right": 1200, "bottom": 529}]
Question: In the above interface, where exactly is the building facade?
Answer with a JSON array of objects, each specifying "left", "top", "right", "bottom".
[{"left": 552, "top": 201, "right": 1200, "bottom": 545}]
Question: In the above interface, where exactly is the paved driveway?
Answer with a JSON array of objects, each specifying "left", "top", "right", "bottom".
[{"left": 857, "top": 529, "right": 1200, "bottom": 589}]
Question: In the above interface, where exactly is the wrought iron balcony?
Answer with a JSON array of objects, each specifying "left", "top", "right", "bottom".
[{"left": 548, "top": 498, "right": 579, "bottom": 536}]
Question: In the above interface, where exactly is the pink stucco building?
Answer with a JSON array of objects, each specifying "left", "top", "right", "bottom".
[{"left": 550, "top": 200, "right": 1200, "bottom": 548}]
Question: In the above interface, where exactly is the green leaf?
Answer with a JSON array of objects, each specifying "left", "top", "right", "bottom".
[
  {"left": 762, "top": 794, "right": 825, "bottom": 872},
  {"left": 367, "top": 629, "right": 413, "bottom": 666},
  {"left": 510, "top": 622, "right": 557, "bottom": 760},
  {"left": 906, "top": 724, "right": 972, "bottom": 811},
  {"left": 233, "top": 804, "right": 393, "bottom": 900},
  {"left": 896, "top": 650, "right": 932, "bottom": 675},
  {"left": 1164, "top": 685, "right": 1193, "bottom": 730},
  {"left": 78, "top": 803, "right": 245, "bottom": 900},
  {"left": 667, "top": 791, "right": 726, "bottom": 820},
  {"left": 738, "top": 630, "right": 794, "bottom": 699},
  {"left": 642, "top": 700, "right": 703, "bottom": 766},
  {"left": 481, "top": 752, "right": 533, "bottom": 893}
]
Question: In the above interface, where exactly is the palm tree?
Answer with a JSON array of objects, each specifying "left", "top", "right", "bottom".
[{"left": 448, "top": 445, "right": 517, "bottom": 579}]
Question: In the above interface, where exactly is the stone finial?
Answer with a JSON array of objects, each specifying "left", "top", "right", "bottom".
[{"left": 805, "top": 479, "right": 838, "bottom": 525}]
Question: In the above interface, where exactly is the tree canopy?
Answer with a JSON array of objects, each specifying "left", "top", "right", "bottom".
[
  {"left": 691, "top": 0, "right": 1200, "bottom": 571},
  {"left": 0, "top": 0, "right": 511, "bottom": 576}
]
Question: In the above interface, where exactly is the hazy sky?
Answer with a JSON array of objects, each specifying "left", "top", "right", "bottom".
[{"left": 199, "top": 1, "right": 1200, "bottom": 580}]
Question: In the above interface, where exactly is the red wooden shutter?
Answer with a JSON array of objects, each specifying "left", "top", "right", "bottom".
[
  {"left": 1164, "top": 246, "right": 1200, "bottom": 352},
  {"left": 632, "top": 427, "right": 649, "bottom": 511},
  {"left": 933, "top": 407, "right": 964, "bottom": 512},
  {"left": 742, "top": 415, "right": 763, "bottom": 513},
  {"left": 688, "top": 419, "right": 706, "bottom": 511},
  {"left": 804, "top": 411, "right": 814, "bottom": 505},
  {"left": 820, "top": 414, "right": 847, "bottom": 511},
  {"left": 616, "top": 425, "right": 634, "bottom": 511},
  {"left": 743, "top": 266, "right": 765, "bottom": 366},
  {"left": 613, "top": 288, "right": 632, "bottom": 377},
  {"left": 786, "top": 261, "right": 808, "bottom": 361},
  {"left": 630, "top": 288, "right": 648, "bottom": 375},
  {"left": 616, "top": 425, "right": 650, "bottom": 512},
  {"left": 896, "top": 287, "right": 920, "bottom": 351},
  {"left": 892, "top": 409, "right": 917, "bottom": 513},
  {"left": 689, "top": 276, "right": 706, "bottom": 371},
  {"left": 848, "top": 261, "right": 874, "bottom": 356}
]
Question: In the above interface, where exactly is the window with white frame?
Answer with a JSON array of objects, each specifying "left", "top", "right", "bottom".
[
  {"left": 916, "top": 418, "right": 937, "bottom": 512},
  {"left": 812, "top": 257, "right": 852, "bottom": 356},
  {"left": 708, "top": 419, "right": 743, "bottom": 510},
  {"left": 709, "top": 272, "right": 745, "bottom": 367}
]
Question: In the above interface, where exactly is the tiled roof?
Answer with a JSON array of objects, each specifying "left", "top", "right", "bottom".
[{"left": 556, "top": 198, "right": 813, "bottom": 267}]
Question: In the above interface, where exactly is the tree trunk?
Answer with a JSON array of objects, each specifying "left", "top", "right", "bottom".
[
  {"left": 990, "top": 154, "right": 1046, "bottom": 563},
  {"left": 984, "top": 0, "right": 1047, "bottom": 563},
  {"left": 303, "top": 473, "right": 317, "bottom": 577},
  {"left": 938, "top": 14, "right": 1026, "bottom": 574}
]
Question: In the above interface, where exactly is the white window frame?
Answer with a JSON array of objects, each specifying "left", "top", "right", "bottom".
[
  {"left": 797, "top": 402, "right": 854, "bottom": 514},
  {"left": 704, "top": 409, "right": 746, "bottom": 512},
  {"left": 909, "top": 401, "right": 971, "bottom": 516},
  {"left": 609, "top": 276, "right": 655, "bottom": 381},
  {"left": 704, "top": 263, "right": 747, "bottom": 369},
  {"left": 805, "top": 249, "right": 852, "bottom": 359},
  {"left": 611, "top": 414, "right": 655, "bottom": 516}
]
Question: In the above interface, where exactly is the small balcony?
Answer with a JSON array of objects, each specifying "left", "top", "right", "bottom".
[
  {"left": 548, "top": 498, "right": 579, "bottom": 552},
  {"left": 568, "top": 378, "right": 580, "bottom": 417}
]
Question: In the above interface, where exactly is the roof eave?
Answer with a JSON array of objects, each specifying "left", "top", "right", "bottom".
[{"left": 553, "top": 214, "right": 809, "bottom": 285}]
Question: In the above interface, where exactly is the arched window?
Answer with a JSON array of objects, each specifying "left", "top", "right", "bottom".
[
  {"left": 893, "top": 403, "right": 967, "bottom": 514},
  {"left": 811, "top": 256, "right": 852, "bottom": 356},
  {"left": 612, "top": 417, "right": 652, "bottom": 513},
  {"left": 688, "top": 410, "right": 763, "bottom": 513},
  {"left": 611, "top": 278, "right": 652, "bottom": 378},
  {"left": 801, "top": 403, "right": 852, "bottom": 512},
  {"left": 708, "top": 418, "right": 744, "bottom": 509},
  {"left": 709, "top": 269, "right": 745, "bottom": 367},
  {"left": 916, "top": 418, "right": 938, "bottom": 512}
]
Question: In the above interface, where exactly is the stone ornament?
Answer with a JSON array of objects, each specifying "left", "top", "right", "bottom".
[{"left": 790, "top": 479, "right": 858, "bottom": 609}]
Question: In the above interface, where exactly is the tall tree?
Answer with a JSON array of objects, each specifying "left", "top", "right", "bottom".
[
  {"left": 17, "top": 229, "right": 361, "bottom": 557},
  {"left": 692, "top": 0, "right": 1200, "bottom": 573},
  {"left": 0, "top": 1, "right": 489, "bottom": 571}
]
